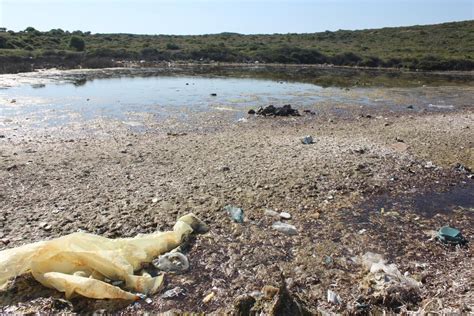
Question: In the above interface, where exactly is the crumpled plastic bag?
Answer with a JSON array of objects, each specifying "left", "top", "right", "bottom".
[
  {"left": 357, "top": 252, "right": 421, "bottom": 307},
  {"left": 0, "top": 213, "right": 208, "bottom": 300}
]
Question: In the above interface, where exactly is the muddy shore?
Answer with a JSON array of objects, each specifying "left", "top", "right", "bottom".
[{"left": 0, "top": 70, "right": 473, "bottom": 314}]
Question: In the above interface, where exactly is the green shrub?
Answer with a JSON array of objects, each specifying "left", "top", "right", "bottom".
[{"left": 69, "top": 36, "right": 85, "bottom": 51}]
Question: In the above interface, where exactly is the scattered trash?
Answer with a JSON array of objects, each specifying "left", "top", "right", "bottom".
[
  {"left": 249, "top": 104, "right": 300, "bottom": 117},
  {"left": 279, "top": 212, "right": 291, "bottom": 220},
  {"left": 224, "top": 205, "right": 244, "bottom": 223},
  {"left": 151, "top": 197, "right": 159, "bottom": 203},
  {"left": 453, "top": 163, "right": 472, "bottom": 174},
  {"left": 203, "top": 292, "right": 215, "bottom": 303},
  {"left": 358, "top": 252, "right": 421, "bottom": 309},
  {"left": 145, "top": 297, "right": 153, "bottom": 304},
  {"left": 406, "top": 105, "right": 414, "bottom": 109},
  {"left": 272, "top": 222, "right": 297, "bottom": 235},
  {"left": 436, "top": 226, "right": 467, "bottom": 246},
  {"left": 161, "top": 287, "right": 185, "bottom": 299},
  {"left": 237, "top": 117, "right": 248, "bottom": 123},
  {"left": 327, "top": 289, "right": 342, "bottom": 304},
  {"left": 153, "top": 252, "right": 190, "bottom": 273},
  {"left": 424, "top": 161, "right": 436, "bottom": 169},
  {"left": 210, "top": 93, "right": 217, "bottom": 97},
  {"left": 0, "top": 213, "right": 208, "bottom": 300},
  {"left": 301, "top": 135, "right": 313, "bottom": 144}
]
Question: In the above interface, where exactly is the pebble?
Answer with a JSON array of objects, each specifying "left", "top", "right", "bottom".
[
  {"left": 272, "top": 221, "right": 297, "bottom": 235},
  {"left": 279, "top": 212, "right": 291, "bottom": 220},
  {"left": 264, "top": 209, "right": 279, "bottom": 217},
  {"left": 151, "top": 197, "right": 159, "bottom": 203},
  {"left": 39, "top": 222, "right": 52, "bottom": 231}
]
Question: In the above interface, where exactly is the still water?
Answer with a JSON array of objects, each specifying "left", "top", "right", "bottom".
[{"left": 0, "top": 69, "right": 472, "bottom": 126}]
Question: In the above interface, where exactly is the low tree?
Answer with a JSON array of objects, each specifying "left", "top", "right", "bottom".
[{"left": 69, "top": 36, "right": 85, "bottom": 51}]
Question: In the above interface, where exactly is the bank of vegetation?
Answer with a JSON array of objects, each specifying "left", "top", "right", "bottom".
[{"left": 0, "top": 21, "right": 473, "bottom": 73}]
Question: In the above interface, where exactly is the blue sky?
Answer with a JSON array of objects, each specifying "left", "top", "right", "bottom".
[{"left": 0, "top": 0, "right": 472, "bottom": 35}]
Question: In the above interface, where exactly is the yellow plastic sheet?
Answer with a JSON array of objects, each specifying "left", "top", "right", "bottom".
[{"left": 0, "top": 213, "right": 208, "bottom": 300}]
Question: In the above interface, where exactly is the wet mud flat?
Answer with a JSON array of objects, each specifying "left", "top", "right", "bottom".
[{"left": 0, "top": 69, "right": 473, "bottom": 314}]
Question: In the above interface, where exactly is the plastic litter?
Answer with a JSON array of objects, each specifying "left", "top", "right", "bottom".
[
  {"left": 358, "top": 252, "right": 421, "bottom": 307},
  {"left": 0, "top": 213, "right": 208, "bottom": 300},
  {"left": 272, "top": 222, "right": 297, "bottom": 235},
  {"left": 436, "top": 226, "right": 467, "bottom": 245},
  {"left": 152, "top": 252, "right": 189, "bottom": 273},
  {"left": 224, "top": 205, "right": 244, "bottom": 223},
  {"left": 327, "top": 289, "right": 342, "bottom": 304},
  {"left": 301, "top": 135, "right": 314, "bottom": 144}
]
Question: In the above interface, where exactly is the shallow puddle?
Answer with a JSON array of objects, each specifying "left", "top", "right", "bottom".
[
  {"left": 0, "top": 67, "right": 472, "bottom": 128},
  {"left": 360, "top": 181, "right": 474, "bottom": 218}
]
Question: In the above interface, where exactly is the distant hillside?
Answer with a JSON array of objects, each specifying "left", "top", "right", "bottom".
[{"left": 0, "top": 20, "right": 473, "bottom": 73}]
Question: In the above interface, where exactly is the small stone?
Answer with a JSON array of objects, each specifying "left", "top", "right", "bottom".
[
  {"left": 39, "top": 222, "right": 52, "bottom": 231},
  {"left": 221, "top": 166, "right": 230, "bottom": 172},
  {"left": 248, "top": 109, "right": 256, "bottom": 115},
  {"left": 310, "top": 212, "right": 320, "bottom": 219},
  {"left": 301, "top": 135, "right": 314, "bottom": 144},
  {"left": 279, "top": 212, "right": 291, "bottom": 220},
  {"left": 272, "top": 221, "right": 297, "bottom": 235},
  {"left": 262, "top": 285, "right": 279, "bottom": 300},
  {"left": 0, "top": 238, "right": 9, "bottom": 245},
  {"left": 264, "top": 209, "right": 279, "bottom": 217},
  {"left": 151, "top": 197, "right": 159, "bottom": 203}
]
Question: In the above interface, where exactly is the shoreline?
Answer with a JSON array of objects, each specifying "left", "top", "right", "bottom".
[{"left": 1, "top": 103, "right": 473, "bottom": 313}]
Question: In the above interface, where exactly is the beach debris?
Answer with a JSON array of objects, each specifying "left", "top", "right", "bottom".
[
  {"left": 210, "top": 93, "right": 217, "bottom": 96},
  {"left": 203, "top": 292, "right": 215, "bottom": 303},
  {"left": 272, "top": 222, "right": 297, "bottom": 235},
  {"left": 10, "top": 99, "right": 16, "bottom": 103},
  {"left": 424, "top": 161, "right": 436, "bottom": 169},
  {"left": 224, "top": 205, "right": 244, "bottom": 223},
  {"left": 453, "top": 163, "right": 472, "bottom": 174},
  {"left": 237, "top": 117, "right": 248, "bottom": 123},
  {"left": 279, "top": 212, "right": 291, "bottom": 220},
  {"left": 301, "top": 135, "right": 314, "bottom": 144},
  {"left": 436, "top": 226, "right": 467, "bottom": 246},
  {"left": 406, "top": 105, "right": 414, "bottom": 109},
  {"left": 161, "top": 287, "right": 185, "bottom": 299},
  {"left": 152, "top": 252, "right": 190, "bottom": 273},
  {"left": 250, "top": 104, "right": 300, "bottom": 117},
  {"left": 327, "top": 289, "right": 342, "bottom": 304},
  {"left": 0, "top": 213, "right": 208, "bottom": 300},
  {"left": 357, "top": 252, "right": 421, "bottom": 309}
]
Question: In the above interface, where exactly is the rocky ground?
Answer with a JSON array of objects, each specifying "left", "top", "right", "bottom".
[{"left": 0, "top": 89, "right": 473, "bottom": 314}]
